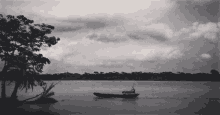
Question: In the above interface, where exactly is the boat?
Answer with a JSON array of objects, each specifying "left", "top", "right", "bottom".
[
  {"left": 93, "top": 85, "right": 139, "bottom": 98},
  {"left": 93, "top": 92, "right": 139, "bottom": 98}
]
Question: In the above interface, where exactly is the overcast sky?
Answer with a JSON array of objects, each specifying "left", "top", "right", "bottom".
[{"left": 0, "top": 0, "right": 220, "bottom": 74}]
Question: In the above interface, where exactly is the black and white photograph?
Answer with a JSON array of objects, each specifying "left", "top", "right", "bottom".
[{"left": 0, "top": 0, "right": 220, "bottom": 114}]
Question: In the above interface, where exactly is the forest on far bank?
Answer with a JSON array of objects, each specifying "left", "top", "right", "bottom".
[{"left": 1, "top": 69, "right": 219, "bottom": 81}]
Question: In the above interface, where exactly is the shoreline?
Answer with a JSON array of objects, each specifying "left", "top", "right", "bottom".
[{"left": 5, "top": 97, "right": 220, "bottom": 115}]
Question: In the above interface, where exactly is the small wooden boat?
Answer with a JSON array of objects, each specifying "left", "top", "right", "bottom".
[
  {"left": 93, "top": 92, "right": 139, "bottom": 98},
  {"left": 93, "top": 85, "right": 139, "bottom": 98}
]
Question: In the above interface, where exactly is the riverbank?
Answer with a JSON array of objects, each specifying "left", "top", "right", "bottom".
[
  {"left": 1, "top": 104, "right": 58, "bottom": 115},
  {"left": 0, "top": 97, "right": 58, "bottom": 114},
  {"left": 5, "top": 97, "right": 220, "bottom": 115}
]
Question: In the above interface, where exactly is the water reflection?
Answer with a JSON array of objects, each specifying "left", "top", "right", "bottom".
[
  {"left": 93, "top": 97, "right": 104, "bottom": 101},
  {"left": 93, "top": 97, "right": 138, "bottom": 105},
  {"left": 121, "top": 98, "right": 138, "bottom": 105},
  {"left": 93, "top": 97, "right": 116, "bottom": 101}
]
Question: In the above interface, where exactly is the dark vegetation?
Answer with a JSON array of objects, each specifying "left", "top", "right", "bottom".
[
  {"left": 0, "top": 13, "right": 60, "bottom": 106},
  {"left": 11, "top": 69, "right": 219, "bottom": 81}
]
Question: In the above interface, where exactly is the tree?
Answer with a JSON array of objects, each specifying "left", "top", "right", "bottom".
[
  {"left": 210, "top": 69, "right": 219, "bottom": 75},
  {"left": 0, "top": 14, "right": 60, "bottom": 101}
]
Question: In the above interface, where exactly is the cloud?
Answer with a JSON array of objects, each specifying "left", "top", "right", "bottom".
[
  {"left": 174, "top": 22, "right": 220, "bottom": 42},
  {"left": 2, "top": 0, "right": 176, "bottom": 42},
  {"left": 3, "top": 0, "right": 175, "bottom": 37},
  {"left": 54, "top": 26, "right": 84, "bottom": 33},
  {"left": 171, "top": 0, "right": 220, "bottom": 23},
  {"left": 0, "top": 0, "right": 59, "bottom": 18},
  {"left": 127, "top": 23, "right": 174, "bottom": 42},
  {"left": 141, "top": 23, "right": 174, "bottom": 38},
  {"left": 53, "top": 17, "right": 125, "bottom": 33},
  {"left": 64, "top": 55, "right": 102, "bottom": 66},
  {"left": 201, "top": 53, "right": 211, "bottom": 59},
  {"left": 0, "top": 0, "right": 27, "bottom": 13},
  {"left": 86, "top": 33, "right": 128, "bottom": 43},
  {"left": 2, "top": 0, "right": 219, "bottom": 74},
  {"left": 40, "top": 38, "right": 79, "bottom": 61},
  {"left": 127, "top": 33, "right": 149, "bottom": 41},
  {"left": 44, "top": 0, "right": 173, "bottom": 18},
  {"left": 128, "top": 31, "right": 168, "bottom": 42},
  {"left": 190, "top": 22, "right": 219, "bottom": 41},
  {"left": 40, "top": 36, "right": 183, "bottom": 66},
  {"left": 67, "top": 44, "right": 182, "bottom": 66}
]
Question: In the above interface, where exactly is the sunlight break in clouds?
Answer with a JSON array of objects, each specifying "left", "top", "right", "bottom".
[
  {"left": 190, "top": 22, "right": 219, "bottom": 41},
  {"left": 201, "top": 53, "right": 211, "bottom": 59},
  {"left": 174, "top": 22, "right": 220, "bottom": 42}
]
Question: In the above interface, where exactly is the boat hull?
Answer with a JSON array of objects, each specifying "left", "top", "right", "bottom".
[{"left": 93, "top": 92, "right": 139, "bottom": 98}]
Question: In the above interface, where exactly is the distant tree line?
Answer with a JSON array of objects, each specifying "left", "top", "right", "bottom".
[{"left": 3, "top": 69, "right": 218, "bottom": 81}]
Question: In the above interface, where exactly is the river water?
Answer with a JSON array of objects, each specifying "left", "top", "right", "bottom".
[{"left": 2, "top": 81, "right": 220, "bottom": 115}]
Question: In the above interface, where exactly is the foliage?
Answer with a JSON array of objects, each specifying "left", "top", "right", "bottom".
[
  {"left": 38, "top": 70, "right": 220, "bottom": 81},
  {"left": 0, "top": 14, "right": 60, "bottom": 95},
  {"left": 39, "top": 82, "right": 58, "bottom": 99},
  {"left": 210, "top": 69, "right": 219, "bottom": 75},
  {"left": 21, "top": 81, "right": 60, "bottom": 103}
]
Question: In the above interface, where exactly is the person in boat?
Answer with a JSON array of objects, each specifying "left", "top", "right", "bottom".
[{"left": 122, "top": 86, "right": 135, "bottom": 94}]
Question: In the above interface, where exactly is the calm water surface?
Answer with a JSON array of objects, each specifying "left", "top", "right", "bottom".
[{"left": 3, "top": 81, "right": 220, "bottom": 115}]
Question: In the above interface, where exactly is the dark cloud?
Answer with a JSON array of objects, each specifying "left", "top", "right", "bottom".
[
  {"left": 85, "top": 20, "right": 108, "bottom": 29},
  {"left": 54, "top": 17, "right": 125, "bottom": 33},
  {"left": 61, "top": 18, "right": 108, "bottom": 30},
  {"left": 127, "top": 31, "right": 168, "bottom": 42},
  {"left": 127, "top": 34, "right": 144, "bottom": 41},
  {"left": 87, "top": 33, "right": 99, "bottom": 39},
  {"left": 172, "top": 0, "right": 220, "bottom": 23},
  {"left": 86, "top": 33, "right": 128, "bottom": 43},
  {"left": 54, "top": 26, "right": 84, "bottom": 33}
]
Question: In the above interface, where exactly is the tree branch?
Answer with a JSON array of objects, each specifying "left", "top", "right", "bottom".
[{"left": 21, "top": 92, "right": 43, "bottom": 103}]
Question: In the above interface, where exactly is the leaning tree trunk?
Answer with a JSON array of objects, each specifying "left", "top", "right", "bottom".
[
  {"left": 10, "top": 81, "right": 21, "bottom": 100},
  {"left": 1, "top": 80, "right": 6, "bottom": 99},
  {"left": 11, "top": 69, "right": 25, "bottom": 100},
  {"left": 1, "top": 62, "right": 9, "bottom": 99}
]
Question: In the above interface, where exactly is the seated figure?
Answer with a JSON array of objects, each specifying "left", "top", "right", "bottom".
[{"left": 122, "top": 86, "right": 135, "bottom": 94}]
